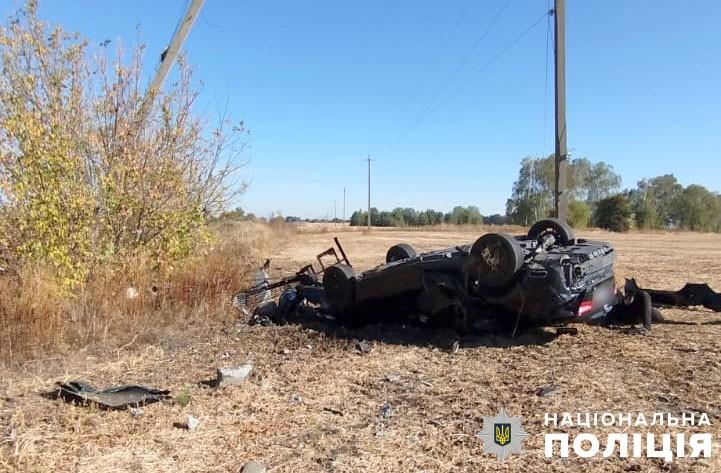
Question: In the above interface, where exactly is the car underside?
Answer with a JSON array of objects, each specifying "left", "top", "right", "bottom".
[{"left": 233, "top": 219, "right": 721, "bottom": 334}]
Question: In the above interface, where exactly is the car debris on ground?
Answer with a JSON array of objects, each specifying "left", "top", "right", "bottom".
[{"left": 43, "top": 381, "right": 170, "bottom": 410}]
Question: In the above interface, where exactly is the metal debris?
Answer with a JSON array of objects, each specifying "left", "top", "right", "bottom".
[
  {"left": 240, "top": 461, "right": 267, "bottom": 473},
  {"left": 44, "top": 381, "right": 170, "bottom": 410}
]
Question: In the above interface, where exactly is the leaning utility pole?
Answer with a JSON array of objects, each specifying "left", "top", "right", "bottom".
[
  {"left": 138, "top": 0, "right": 205, "bottom": 125},
  {"left": 553, "top": 0, "right": 568, "bottom": 220},
  {"left": 366, "top": 155, "right": 373, "bottom": 228}
]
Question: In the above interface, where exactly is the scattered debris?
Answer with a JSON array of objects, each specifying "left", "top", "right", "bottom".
[
  {"left": 290, "top": 394, "right": 304, "bottom": 405},
  {"left": 125, "top": 286, "right": 139, "bottom": 300},
  {"left": 323, "top": 406, "right": 344, "bottom": 416},
  {"left": 217, "top": 364, "right": 253, "bottom": 387},
  {"left": 201, "top": 363, "right": 253, "bottom": 388},
  {"left": 450, "top": 340, "right": 461, "bottom": 353},
  {"left": 385, "top": 374, "right": 401, "bottom": 383},
  {"left": 129, "top": 406, "right": 144, "bottom": 417},
  {"left": 250, "top": 301, "right": 277, "bottom": 326},
  {"left": 44, "top": 381, "right": 170, "bottom": 410},
  {"left": 240, "top": 461, "right": 267, "bottom": 473},
  {"left": 380, "top": 401, "right": 393, "bottom": 419},
  {"left": 536, "top": 385, "right": 556, "bottom": 397},
  {"left": 356, "top": 339, "right": 373, "bottom": 354},
  {"left": 174, "top": 414, "right": 200, "bottom": 430},
  {"left": 631, "top": 279, "right": 721, "bottom": 312}
]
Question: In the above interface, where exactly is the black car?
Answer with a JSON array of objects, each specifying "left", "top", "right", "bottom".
[{"left": 322, "top": 219, "right": 617, "bottom": 329}]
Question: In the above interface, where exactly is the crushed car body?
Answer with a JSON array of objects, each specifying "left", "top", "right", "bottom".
[{"left": 232, "top": 219, "right": 721, "bottom": 333}]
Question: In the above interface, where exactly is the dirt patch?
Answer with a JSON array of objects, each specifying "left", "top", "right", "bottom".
[{"left": 2, "top": 228, "right": 721, "bottom": 472}]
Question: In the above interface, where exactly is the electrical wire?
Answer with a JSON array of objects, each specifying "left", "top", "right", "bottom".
[
  {"left": 393, "top": 0, "right": 474, "bottom": 133},
  {"left": 394, "top": 0, "right": 513, "bottom": 144},
  {"left": 394, "top": 11, "right": 547, "bottom": 145},
  {"left": 541, "top": 0, "right": 552, "bottom": 158}
]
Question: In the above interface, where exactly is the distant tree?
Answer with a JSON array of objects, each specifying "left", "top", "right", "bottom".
[
  {"left": 676, "top": 184, "right": 720, "bottom": 232},
  {"left": 629, "top": 175, "right": 684, "bottom": 228},
  {"left": 506, "top": 156, "right": 555, "bottom": 225},
  {"left": 593, "top": 194, "right": 631, "bottom": 232},
  {"left": 349, "top": 210, "right": 365, "bottom": 226},
  {"left": 506, "top": 155, "right": 621, "bottom": 225},
  {"left": 483, "top": 214, "right": 508, "bottom": 225},
  {"left": 585, "top": 161, "right": 622, "bottom": 203}
]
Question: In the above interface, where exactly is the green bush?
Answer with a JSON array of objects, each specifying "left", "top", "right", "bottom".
[
  {"left": 567, "top": 201, "right": 591, "bottom": 229},
  {"left": 593, "top": 195, "right": 631, "bottom": 232}
]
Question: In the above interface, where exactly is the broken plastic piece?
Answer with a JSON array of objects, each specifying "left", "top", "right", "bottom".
[
  {"left": 641, "top": 283, "right": 721, "bottom": 312},
  {"left": 45, "top": 381, "right": 170, "bottom": 410}
]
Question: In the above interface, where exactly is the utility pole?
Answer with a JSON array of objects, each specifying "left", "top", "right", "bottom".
[
  {"left": 343, "top": 187, "right": 346, "bottom": 223},
  {"left": 334, "top": 199, "right": 337, "bottom": 221},
  {"left": 365, "top": 155, "right": 373, "bottom": 228},
  {"left": 138, "top": 0, "right": 205, "bottom": 125},
  {"left": 553, "top": 0, "right": 568, "bottom": 221}
]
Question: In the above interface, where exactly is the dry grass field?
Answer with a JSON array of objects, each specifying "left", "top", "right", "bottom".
[{"left": 2, "top": 226, "right": 721, "bottom": 472}]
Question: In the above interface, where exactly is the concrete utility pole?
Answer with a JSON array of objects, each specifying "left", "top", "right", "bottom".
[
  {"left": 138, "top": 0, "right": 205, "bottom": 124},
  {"left": 553, "top": 0, "right": 568, "bottom": 221},
  {"left": 366, "top": 155, "right": 373, "bottom": 228}
]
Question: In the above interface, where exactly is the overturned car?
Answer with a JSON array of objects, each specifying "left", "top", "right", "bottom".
[
  {"left": 322, "top": 219, "right": 616, "bottom": 331},
  {"left": 233, "top": 219, "right": 719, "bottom": 333}
]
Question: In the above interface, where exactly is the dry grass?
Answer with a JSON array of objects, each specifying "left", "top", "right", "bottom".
[
  {"left": 2, "top": 226, "right": 721, "bottom": 472},
  {"left": 0, "top": 221, "right": 283, "bottom": 360}
]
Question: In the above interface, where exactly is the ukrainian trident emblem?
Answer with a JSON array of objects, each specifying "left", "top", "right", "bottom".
[{"left": 494, "top": 423, "right": 511, "bottom": 446}]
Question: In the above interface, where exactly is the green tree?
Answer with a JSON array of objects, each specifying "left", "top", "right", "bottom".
[
  {"left": 675, "top": 185, "right": 720, "bottom": 231},
  {"left": 593, "top": 194, "right": 631, "bottom": 232},
  {"left": 0, "top": 3, "right": 247, "bottom": 285},
  {"left": 629, "top": 175, "right": 683, "bottom": 229},
  {"left": 506, "top": 155, "right": 620, "bottom": 225}
]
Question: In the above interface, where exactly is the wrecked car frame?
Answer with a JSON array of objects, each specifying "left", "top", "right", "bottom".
[{"left": 232, "top": 219, "right": 721, "bottom": 333}]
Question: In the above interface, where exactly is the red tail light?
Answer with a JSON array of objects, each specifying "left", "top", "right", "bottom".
[{"left": 578, "top": 299, "right": 594, "bottom": 316}]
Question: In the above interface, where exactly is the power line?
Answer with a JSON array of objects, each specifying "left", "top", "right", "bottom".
[
  {"left": 394, "top": 11, "right": 547, "bottom": 144},
  {"left": 392, "top": 0, "right": 473, "bottom": 132},
  {"left": 392, "top": 0, "right": 513, "bottom": 145},
  {"left": 541, "top": 1, "right": 552, "bottom": 158}
]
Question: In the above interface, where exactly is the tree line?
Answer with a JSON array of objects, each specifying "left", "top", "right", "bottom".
[
  {"left": 349, "top": 207, "right": 508, "bottom": 227},
  {"left": 344, "top": 155, "right": 720, "bottom": 233},
  {"left": 506, "top": 155, "right": 721, "bottom": 232}
]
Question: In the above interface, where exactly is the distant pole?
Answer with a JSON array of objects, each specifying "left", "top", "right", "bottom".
[
  {"left": 343, "top": 187, "right": 346, "bottom": 223},
  {"left": 334, "top": 199, "right": 337, "bottom": 221},
  {"left": 366, "top": 155, "right": 373, "bottom": 227},
  {"left": 553, "top": 0, "right": 568, "bottom": 221}
]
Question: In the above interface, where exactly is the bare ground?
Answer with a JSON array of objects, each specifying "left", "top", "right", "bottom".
[{"left": 2, "top": 227, "right": 721, "bottom": 472}]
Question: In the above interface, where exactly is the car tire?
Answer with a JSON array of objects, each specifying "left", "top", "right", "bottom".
[
  {"left": 322, "top": 263, "right": 357, "bottom": 321},
  {"left": 468, "top": 233, "right": 523, "bottom": 288},
  {"left": 528, "top": 218, "right": 575, "bottom": 246},
  {"left": 385, "top": 243, "right": 417, "bottom": 263}
]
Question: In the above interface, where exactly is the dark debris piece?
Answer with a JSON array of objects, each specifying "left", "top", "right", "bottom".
[{"left": 43, "top": 380, "right": 170, "bottom": 410}]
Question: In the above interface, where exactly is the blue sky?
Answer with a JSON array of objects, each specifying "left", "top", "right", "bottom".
[{"left": 6, "top": 1, "right": 721, "bottom": 218}]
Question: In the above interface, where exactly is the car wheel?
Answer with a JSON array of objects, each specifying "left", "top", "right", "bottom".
[
  {"left": 528, "top": 218, "right": 575, "bottom": 246},
  {"left": 467, "top": 233, "right": 523, "bottom": 288},
  {"left": 385, "top": 243, "right": 417, "bottom": 263},
  {"left": 322, "top": 263, "right": 357, "bottom": 320}
]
